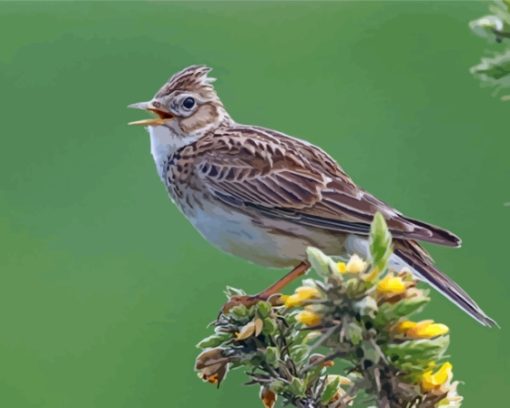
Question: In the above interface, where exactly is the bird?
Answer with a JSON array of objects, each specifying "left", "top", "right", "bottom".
[{"left": 128, "top": 65, "right": 495, "bottom": 327}]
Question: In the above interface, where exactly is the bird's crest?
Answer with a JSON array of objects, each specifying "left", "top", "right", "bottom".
[{"left": 155, "top": 65, "right": 216, "bottom": 98}]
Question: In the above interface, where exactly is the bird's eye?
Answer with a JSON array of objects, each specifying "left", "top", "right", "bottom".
[{"left": 182, "top": 97, "right": 195, "bottom": 109}]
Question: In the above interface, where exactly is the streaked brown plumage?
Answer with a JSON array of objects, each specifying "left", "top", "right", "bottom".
[{"left": 129, "top": 65, "right": 496, "bottom": 327}]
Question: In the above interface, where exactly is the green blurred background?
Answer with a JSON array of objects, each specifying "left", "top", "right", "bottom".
[{"left": 0, "top": 1, "right": 508, "bottom": 407}]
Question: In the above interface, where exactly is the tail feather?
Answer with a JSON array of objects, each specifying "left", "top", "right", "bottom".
[
  {"left": 394, "top": 241, "right": 497, "bottom": 328},
  {"left": 401, "top": 215, "right": 462, "bottom": 248}
]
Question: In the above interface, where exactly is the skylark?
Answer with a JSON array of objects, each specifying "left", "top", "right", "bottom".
[{"left": 129, "top": 65, "right": 495, "bottom": 327}]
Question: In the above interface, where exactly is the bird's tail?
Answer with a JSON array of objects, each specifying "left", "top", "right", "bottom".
[{"left": 394, "top": 240, "right": 498, "bottom": 328}]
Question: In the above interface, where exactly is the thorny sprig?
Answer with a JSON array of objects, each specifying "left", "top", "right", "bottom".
[
  {"left": 195, "top": 213, "right": 462, "bottom": 408},
  {"left": 470, "top": 0, "right": 510, "bottom": 100}
]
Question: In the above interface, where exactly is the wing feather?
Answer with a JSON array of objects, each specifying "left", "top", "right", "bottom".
[{"left": 195, "top": 125, "right": 460, "bottom": 247}]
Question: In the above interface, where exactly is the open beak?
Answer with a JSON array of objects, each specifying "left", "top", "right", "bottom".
[{"left": 127, "top": 101, "right": 173, "bottom": 126}]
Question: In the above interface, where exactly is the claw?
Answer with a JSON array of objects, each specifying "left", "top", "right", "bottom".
[{"left": 221, "top": 295, "right": 263, "bottom": 314}]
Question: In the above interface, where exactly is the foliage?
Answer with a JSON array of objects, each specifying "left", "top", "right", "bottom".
[
  {"left": 470, "top": 0, "right": 510, "bottom": 100},
  {"left": 195, "top": 214, "right": 462, "bottom": 408}
]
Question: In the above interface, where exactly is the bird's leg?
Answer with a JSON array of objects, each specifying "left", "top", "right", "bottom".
[
  {"left": 259, "top": 261, "right": 311, "bottom": 297},
  {"left": 222, "top": 261, "right": 310, "bottom": 313}
]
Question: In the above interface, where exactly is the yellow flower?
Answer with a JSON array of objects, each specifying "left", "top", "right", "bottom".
[
  {"left": 284, "top": 295, "right": 301, "bottom": 308},
  {"left": 421, "top": 362, "right": 453, "bottom": 392},
  {"left": 395, "top": 320, "right": 419, "bottom": 332},
  {"left": 278, "top": 294, "right": 289, "bottom": 304},
  {"left": 296, "top": 310, "right": 322, "bottom": 326},
  {"left": 377, "top": 273, "right": 407, "bottom": 296},
  {"left": 412, "top": 322, "right": 449, "bottom": 338},
  {"left": 296, "top": 286, "right": 320, "bottom": 297},
  {"left": 337, "top": 262, "right": 347, "bottom": 274},
  {"left": 395, "top": 320, "right": 449, "bottom": 339},
  {"left": 284, "top": 286, "right": 320, "bottom": 308},
  {"left": 345, "top": 254, "right": 367, "bottom": 273}
]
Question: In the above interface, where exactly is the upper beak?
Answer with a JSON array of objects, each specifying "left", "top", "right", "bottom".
[{"left": 127, "top": 101, "right": 173, "bottom": 126}]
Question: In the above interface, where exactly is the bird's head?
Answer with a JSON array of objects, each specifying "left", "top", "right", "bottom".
[{"left": 128, "top": 65, "right": 229, "bottom": 138}]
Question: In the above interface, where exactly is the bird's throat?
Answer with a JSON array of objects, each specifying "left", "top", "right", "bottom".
[{"left": 148, "top": 125, "right": 200, "bottom": 179}]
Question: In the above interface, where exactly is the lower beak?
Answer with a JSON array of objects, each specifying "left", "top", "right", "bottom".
[
  {"left": 127, "top": 101, "right": 173, "bottom": 126},
  {"left": 128, "top": 117, "right": 166, "bottom": 126}
]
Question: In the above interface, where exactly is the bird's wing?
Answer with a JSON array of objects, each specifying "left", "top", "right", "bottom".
[{"left": 194, "top": 125, "right": 460, "bottom": 247}]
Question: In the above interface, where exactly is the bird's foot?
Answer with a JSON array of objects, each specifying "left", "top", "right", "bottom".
[
  {"left": 221, "top": 294, "right": 264, "bottom": 314},
  {"left": 221, "top": 293, "right": 286, "bottom": 315},
  {"left": 220, "top": 261, "right": 310, "bottom": 315}
]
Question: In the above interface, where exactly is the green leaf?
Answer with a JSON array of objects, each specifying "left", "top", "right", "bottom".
[
  {"left": 471, "top": 50, "right": 510, "bottom": 81},
  {"left": 304, "top": 364, "right": 325, "bottom": 386},
  {"left": 256, "top": 301, "right": 272, "bottom": 319},
  {"left": 289, "top": 377, "right": 306, "bottom": 397},
  {"left": 369, "top": 212, "right": 393, "bottom": 272},
  {"left": 306, "top": 247, "right": 337, "bottom": 278},
  {"left": 265, "top": 346, "right": 280, "bottom": 367},
  {"left": 346, "top": 322, "right": 363, "bottom": 345},
  {"left": 196, "top": 332, "right": 232, "bottom": 349},
  {"left": 374, "top": 295, "right": 429, "bottom": 327},
  {"left": 262, "top": 317, "right": 278, "bottom": 335},
  {"left": 320, "top": 376, "right": 340, "bottom": 404},
  {"left": 291, "top": 329, "right": 310, "bottom": 345},
  {"left": 229, "top": 304, "right": 250, "bottom": 319},
  {"left": 384, "top": 336, "right": 450, "bottom": 371},
  {"left": 290, "top": 344, "right": 309, "bottom": 364},
  {"left": 269, "top": 380, "right": 285, "bottom": 393},
  {"left": 345, "top": 278, "right": 369, "bottom": 298}
]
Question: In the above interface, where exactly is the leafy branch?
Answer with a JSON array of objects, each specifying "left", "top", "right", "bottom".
[
  {"left": 470, "top": 0, "right": 510, "bottom": 100},
  {"left": 195, "top": 214, "right": 462, "bottom": 407}
]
